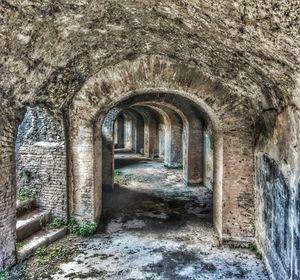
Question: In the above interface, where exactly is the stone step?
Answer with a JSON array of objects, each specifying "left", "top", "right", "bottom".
[
  {"left": 18, "top": 227, "right": 67, "bottom": 261},
  {"left": 16, "top": 198, "right": 37, "bottom": 217},
  {"left": 17, "top": 210, "right": 51, "bottom": 241}
]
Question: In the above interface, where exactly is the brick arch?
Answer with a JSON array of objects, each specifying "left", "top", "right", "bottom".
[
  {"left": 70, "top": 55, "right": 255, "bottom": 125},
  {"left": 68, "top": 55, "right": 256, "bottom": 243}
]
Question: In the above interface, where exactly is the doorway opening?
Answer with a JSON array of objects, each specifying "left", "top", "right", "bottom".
[{"left": 100, "top": 92, "right": 220, "bottom": 238}]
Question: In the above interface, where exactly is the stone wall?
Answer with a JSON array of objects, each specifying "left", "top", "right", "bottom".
[
  {"left": 256, "top": 106, "right": 300, "bottom": 280},
  {"left": 16, "top": 107, "right": 67, "bottom": 218},
  {"left": 256, "top": 154, "right": 293, "bottom": 279}
]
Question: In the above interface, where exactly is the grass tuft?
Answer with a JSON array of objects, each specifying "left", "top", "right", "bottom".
[
  {"left": 47, "top": 217, "right": 66, "bottom": 229},
  {"left": 68, "top": 217, "right": 97, "bottom": 237},
  {"left": 17, "top": 187, "right": 37, "bottom": 202}
]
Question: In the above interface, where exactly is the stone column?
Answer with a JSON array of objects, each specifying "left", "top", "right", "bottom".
[
  {"left": 158, "top": 123, "right": 165, "bottom": 158},
  {"left": 124, "top": 116, "right": 133, "bottom": 150},
  {"left": 183, "top": 119, "right": 204, "bottom": 185},
  {"left": 142, "top": 118, "right": 156, "bottom": 158},
  {"left": 164, "top": 123, "right": 182, "bottom": 167},
  {"left": 102, "top": 114, "right": 115, "bottom": 192},
  {"left": 68, "top": 116, "right": 101, "bottom": 223},
  {"left": 203, "top": 127, "right": 214, "bottom": 190}
]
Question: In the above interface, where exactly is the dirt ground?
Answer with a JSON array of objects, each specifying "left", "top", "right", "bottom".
[{"left": 23, "top": 155, "right": 268, "bottom": 280}]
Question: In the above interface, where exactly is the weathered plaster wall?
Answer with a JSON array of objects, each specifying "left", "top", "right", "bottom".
[{"left": 256, "top": 103, "right": 300, "bottom": 280}]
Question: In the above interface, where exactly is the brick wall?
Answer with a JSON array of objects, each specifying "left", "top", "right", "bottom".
[
  {"left": 0, "top": 110, "right": 21, "bottom": 269},
  {"left": 15, "top": 107, "right": 67, "bottom": 218},
  {"left": 16, "top": 142, "right": 67, "bottom": 218}
]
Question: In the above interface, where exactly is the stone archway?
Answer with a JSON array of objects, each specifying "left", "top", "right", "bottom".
[{"left": 68, "top": 55, "right": 256, "bottom": 243}]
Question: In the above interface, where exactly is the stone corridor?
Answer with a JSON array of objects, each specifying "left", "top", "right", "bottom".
[
  {"left": 23, "top": 156, "right": 268, "bottom": 280},
  {"left": 1, "top": 2, "right": 300, "bottom": 279}
]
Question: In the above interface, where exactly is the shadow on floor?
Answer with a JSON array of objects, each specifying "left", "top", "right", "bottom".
[{"left": 101, "top": 183, "right": 213, "bottom": 235}]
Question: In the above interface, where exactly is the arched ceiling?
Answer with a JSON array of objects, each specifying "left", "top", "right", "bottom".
[{"left": 1, "top": 0, "right": 299, "bottom": 114}]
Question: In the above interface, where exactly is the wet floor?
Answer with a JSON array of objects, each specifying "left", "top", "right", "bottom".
[{"left": 50, "top": 155, "right": 268, "bottom": 280}]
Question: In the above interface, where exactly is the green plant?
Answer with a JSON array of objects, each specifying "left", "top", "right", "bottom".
[
  {"left": 23, "top": 170, "right": 31, "bottom": 178},
  {"left": 78, "top": 222, "right": 97, "bottom": 237},
  {"left": 26, "top": 244, "right": 77, "bottom": 279},
  {"left": 17, "top": 187, "right": 37, "bottom": 202},
  {"left": 15, "top": 263, "right": 26, "bottom": 277},
  {"left": 0, "top": 261, "right": 26, "bottom": 280},
  {"left": 47, "top": 217, "right": 66, "bottom": 229},
  {"left": 114, "top": 169, "right": 123, "bottom": 176},
  {"left": 248, "top": 243, "right": 262, "bottom": 259},
  {"left": 16, "top": 242, "right": 25, "bottom": 253},
  {"left": 0, "top": 269, "right": 9, "bottom": 280},
  {"left": 114, "top": 169, "right": 124, "bottom": 185},
  {"left": 35, "top": 247, "right": 48, "bottom": 258},
  {"left": 68, "top": 217, "right": 80, "bottom": 234},
  {"left": 67, "top": 218, "right": 97, "bottom": 237}
]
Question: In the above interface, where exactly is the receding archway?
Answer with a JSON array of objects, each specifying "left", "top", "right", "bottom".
[
  {"left": 68, "top": 56, "right": 256, "bottom": 244},
  {"left": 99, "top": 91, "right": 223, "bottom": 239}
]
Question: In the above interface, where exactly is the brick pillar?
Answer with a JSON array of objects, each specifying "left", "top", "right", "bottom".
[
  {"left": 222, "top": 129, "right": 255, "bottom": 240},
  {"left": 0, "top": 109, "right": 22, "bottom": 269}
]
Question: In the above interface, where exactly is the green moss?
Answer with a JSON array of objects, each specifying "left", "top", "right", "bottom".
[
  {"left": 35, "top": 247, "right": 48, "bottom": 259},
  {"left": 16, "top": 242, "right": 25, "bottom": 251},
  {"left": 0, "top": 262, "right": 26, "bottom": 280},
  {"left": 68, "top": 217, "right": 80, "bottom": 234},
  {"left": 26, "top": 245, "right": 77, "bottom": 279}
]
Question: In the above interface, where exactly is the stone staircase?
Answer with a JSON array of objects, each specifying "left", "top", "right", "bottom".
[{"left": 16, "top": 199, "right": 67, "bottom": 260}]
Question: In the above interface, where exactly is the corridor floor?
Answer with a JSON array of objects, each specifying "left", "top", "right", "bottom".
[{"left": 27, "top": 156, "right": 268, "bottom": 280}]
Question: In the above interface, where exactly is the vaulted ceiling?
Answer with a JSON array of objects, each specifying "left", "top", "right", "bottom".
[{"left": 1, "top": 0, "right": 299, "bottom": 115}]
